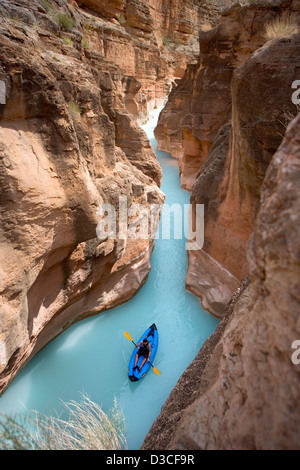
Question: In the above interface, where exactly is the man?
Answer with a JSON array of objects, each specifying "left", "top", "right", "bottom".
[{"left": 133, "top": 338, "right": 151, "bottom": 372}]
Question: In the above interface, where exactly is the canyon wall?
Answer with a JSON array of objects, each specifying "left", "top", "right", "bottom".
[
  {"left": 155, "top": 0, "right": 300, "bottom": 317},
  {"left": 143, "top": 111, "right": 300, "bottom": 450}
]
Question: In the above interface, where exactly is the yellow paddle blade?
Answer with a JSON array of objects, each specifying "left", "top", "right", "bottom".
[
  {"left": 152, "top": 367, "right": 161, "bottom": 376},
  {"left": 124, "top": 331, "right": 133, "bottom": 341}
]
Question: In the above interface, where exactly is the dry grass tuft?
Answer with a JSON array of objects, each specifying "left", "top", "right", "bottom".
[
  {"left": 264, "top": 16, "right": 298, "bottom": 41},
  {"left": 200, "top": 22, "right": 212, "bottom": 32},
  {"left": 0, "top": 394, "right": 127, "bottom": 450}
]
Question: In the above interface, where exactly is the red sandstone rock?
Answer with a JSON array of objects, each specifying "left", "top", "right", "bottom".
[{"left": 76, "top": 0, "right": 237, "bottom": 120}]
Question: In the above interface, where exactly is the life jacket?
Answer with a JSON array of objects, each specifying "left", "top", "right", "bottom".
[{"left": 139, "top": 342, "right": 149, "bottom": 357}]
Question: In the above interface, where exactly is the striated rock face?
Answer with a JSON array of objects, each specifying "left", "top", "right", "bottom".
[
  {"left": 188, "top": 28, "right": 300, "bottom": 317},
  {"left": 155, "top": 0, "right": 300, "bottom": 189},
  {"left": 76, "top": 0, "right": 199, "bottom": 120},
  {"left": 155, "top": 0, "right": 300, "bottom": 316},
  {"left": 0, "top": 0, "right": 222, "bottom": 127},
  {"left": 77, "top": 0, "right": 236, "bottom": 120},
  {"left": 0, "top": 0, "right": 165, "bottom": 395},
  {"left": 143, "top": 111, "right": 300, "bottom": 450},
  {"left": 186, "top": 123, "right": 242, "bottom": 316}
]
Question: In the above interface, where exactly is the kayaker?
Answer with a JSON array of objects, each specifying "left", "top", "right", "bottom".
[{"left": 133, "top": 338, "right": 151, "bottom": 372}]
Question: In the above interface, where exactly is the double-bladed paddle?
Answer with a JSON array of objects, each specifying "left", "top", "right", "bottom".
[{"left": 124, "top": 331, "right": 161, "bottom": 376}]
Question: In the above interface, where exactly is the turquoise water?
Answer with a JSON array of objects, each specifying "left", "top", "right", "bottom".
[{"left": 0, "top": 109, "right": 218, "bottom": 450}]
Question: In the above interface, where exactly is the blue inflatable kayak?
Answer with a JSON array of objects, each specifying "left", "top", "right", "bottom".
[{"left": 128, "top": 324, "right": 158, "bottom": 382}]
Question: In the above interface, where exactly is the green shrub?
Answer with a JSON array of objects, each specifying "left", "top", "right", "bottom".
[
  {"left": 54, "top": 13, "right": 75, "bottom": 31},
  {"left": 68, "top": 100, "right": 81, "bottom": 120},
  {"left": 82, "top": 37, "right": 90, "bottom": 49},
  {"left": 41, "top": 0, "right": 53, "bottom": 12},
  {"left": 116, "top": 13, "right": 126, "bottom": 25},
  {"left": 62, "top": 35, "right": 73, "bottom": 46},
  {"left": 162, "top": 36, "right": 170, "bottom": 47}
]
